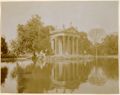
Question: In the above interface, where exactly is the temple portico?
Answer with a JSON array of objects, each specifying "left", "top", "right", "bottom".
[{"left": 50, "top": 27, "right": 80, "bottom": 56}]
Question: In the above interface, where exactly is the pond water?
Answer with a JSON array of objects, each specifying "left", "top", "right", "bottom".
[{"left": 1, "top": 58, "right": 119, "bottom": 93}]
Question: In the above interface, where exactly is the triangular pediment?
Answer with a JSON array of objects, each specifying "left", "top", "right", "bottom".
[{"left": 64, "top": 27, "right": 78, "bottom": 33}]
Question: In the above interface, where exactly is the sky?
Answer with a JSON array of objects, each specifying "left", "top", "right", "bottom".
[{"left": 1, "top": 1, "right": 118, "bottom": 44}]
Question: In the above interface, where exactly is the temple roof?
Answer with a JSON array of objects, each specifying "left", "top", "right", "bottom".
[
  {"left": 63, "top": 26, "right": 78, "bottom": 33},
  {"left": 50, "top": 26, "right": 80, "bottom": 36}
]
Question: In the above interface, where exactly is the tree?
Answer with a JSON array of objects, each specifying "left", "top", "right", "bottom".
[
  {"left": 78, "top": 32, "right": 93, "bottom": 54},
  {"left": 99, "top": 33, "right": 118, "bottom": 55},
  {"left": 11, "top": 15, "right": 54, "bottom": 55},
  {"left": 1, "top": 37, "right": 8, "bottom": 54},
  {"left": 88, "top": 28, "right": 106, "bottom": 56},
  {"left": 11, "top": 39, "right": 21, "bottom": 55},
  {"left": 88, "top": 28, "right": 106, "bottom": 44}
]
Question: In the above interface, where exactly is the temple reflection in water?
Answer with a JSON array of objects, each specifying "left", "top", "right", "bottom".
[{"left": 13, "top": 58, "right": 118, "bottom": 93}]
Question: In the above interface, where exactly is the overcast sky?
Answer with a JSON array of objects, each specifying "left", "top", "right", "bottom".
[{"left": 1, "top": 1, "right": 118, "bottom": 43}]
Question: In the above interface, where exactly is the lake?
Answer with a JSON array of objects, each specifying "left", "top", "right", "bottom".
[{"left": 1, "top": 58, "right": 119, "bottom": 93}]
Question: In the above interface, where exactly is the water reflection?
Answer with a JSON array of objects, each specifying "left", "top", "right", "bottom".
[
  {"left": 51, "top": 61, "right": 92, "bottom": 92},
  {"left": 1, "top": 67, "right": 8, "bottom": 84},
  {"left": 88, "top": 66, "right": 107, "bottom": 86},
  {"left": 14, "top": 63, "right": 52, "bottom": 93},
  {"left": 1, "top": 58, "right": 119, "bottom": 93}
]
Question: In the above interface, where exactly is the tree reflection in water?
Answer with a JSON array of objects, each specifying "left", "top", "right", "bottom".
[
  {"left": 12, "top": 58, "right": 118, "bottom": 93},
  {"left": 15, "top": 63, "right": 53, "bottom": 93},
  {"left": 1, "top": 67, "right": 8, "bottom": 84},
  {"left": 98, "top": 58, "right": 118, "bottom": 80},
  {"left": 88, "top": 58, "right": 118, "bottom": 86},
  {"left": 88, "top": 66, "right": 107, "bottom": 86}
]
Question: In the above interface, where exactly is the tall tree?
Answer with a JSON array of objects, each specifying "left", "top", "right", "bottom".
[
  {"left": 88, "top": 28, "right": 106, "bottom": 56},
  {"left": 88, "top": 28, "right": 106, "bottom": 44},
  {"left": 78, "top": 32, "right": 93, "bottom": 54},
  {"left": 1, "top": 37, "right": 8, "bottom": 54},
  {"left": 11, "top": 15, "right": 54, "bottom": 55},
  {"left": 99, "top": 33, "right": 118, "bottom": 55}
]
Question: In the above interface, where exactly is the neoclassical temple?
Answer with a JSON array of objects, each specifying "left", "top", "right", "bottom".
[
  {"left": 50, "top": 27, "right": 80, "bottom": 56},
  {"left": 49, "top": 27, "right": 91, "bottom": 84}
]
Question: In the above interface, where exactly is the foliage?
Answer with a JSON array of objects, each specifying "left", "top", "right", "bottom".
[
  {"left": 1, "top": 53, "right": 17, "bottom": 62},
  {"left": 97, "top": 33, "right": 118, "bottom": 55},
  {"left": 88, "top": 28, "right": 106, "bottom": 44},
  {"left": 1, "top": 53, "right": 16, "bottom": 58},
  {"left": 1, "top": 37, "right": 8, "bottom": 54},
  {"left": 11, "top": 15, "right": 54, "bottom": 55},
  {"left": 78, "top": 32, "right": 94, "bottom": 54},
  {"left": 11, "top": 39, "right": 21, "bottom": 55}
]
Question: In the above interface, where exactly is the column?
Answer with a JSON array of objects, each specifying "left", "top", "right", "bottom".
[
  {"left": 74, "top": 38, "right": 76, "bottom": 55},
  {"left": 54, "top": 38, "right": 56, "bottom": 55},
  {"left": 58, "top": 36, "right": 61, "bottom": 55},
  {"left": 55, "top": 37, "right": 58, "bottom": 55},
  {"left": 78, "top": 38, "right": 80, "bottom": 54},
  {"left": 58, "top": 37, "right": 59, "bottom": 55},
  {"left": 51, "top": 38, "right": 55, "bottom": 54},
  {"left": 59, "top": 36, "right": 63, "bottom": 54},
  {"left": 76, "top": 38, "right": 79, "bottom": 55},
  {"left": 57, "top": 37, "right": 58, "bottom": 55},
  {"left": 72, "top": 37, "right": 75, "bottom": 55},
  {"left": 55, "top": 38, "right": 57, "bottom": 55},
  {"left": 70, "top": 37, "right": 72, "bottom": 55},
  {"left": 53, "top": 39, "right": 55, "bottom": 53},
  {"left": 65, "top": 36, "right": 67, "bottom": 55},
  {"left": 51, "top": 38, "right": 53, "bottom": 50},
  {"left": 66, "top": 36, "right": 68, "bottom": 55},
  {"left": 67, "top": 36, "right": 70, "bottom": 55},
  {"left": 74, "top": 37, "right": 76, "bottom": 55},
  {"left": 61, "top": 36, "right": 63, "bottom": 55},
  {"left": 63, "top": 36, "right": 65, "bottom": 55}
]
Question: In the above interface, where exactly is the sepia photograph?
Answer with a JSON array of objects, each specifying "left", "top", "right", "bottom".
[{"left": 1, "top": 1, "right": 119, "bottom": 94}]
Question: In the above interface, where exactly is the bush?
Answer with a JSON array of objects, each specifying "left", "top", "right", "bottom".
[
  {"left": 1, "top": 53, "right": 16, "bottom": 58},
  {"left": 1, "top": 53, "right": 17, "bottom": 62}
]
